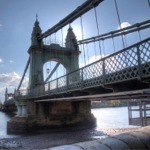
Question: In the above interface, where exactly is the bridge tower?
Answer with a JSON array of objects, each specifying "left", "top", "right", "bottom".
[
  {"left": 28, "top": 18, "right": 80, "bottom": 89},
  {"left": 27, "top": 18, "right": 95, "bottom": 130},
  {"left": 7, "top": 18, "right": 96, "bottom": 134}
]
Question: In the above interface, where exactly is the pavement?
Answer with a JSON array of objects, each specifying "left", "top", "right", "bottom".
[
  {"left": 47, "top": 126, "right": 150, "bottom": 150},
  {"left": 0, "top": 127, "right": 141, "bottom": 150}
]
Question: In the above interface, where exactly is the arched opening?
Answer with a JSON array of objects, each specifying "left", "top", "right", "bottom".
[{"left": 43, "top": 60, "right": 66, "bottom": 83}]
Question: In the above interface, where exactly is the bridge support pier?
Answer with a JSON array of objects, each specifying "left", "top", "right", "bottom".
[
  {"left": 7, "top": 100, "right": 96, "bottom": 134},
  {"left": 7, "top": 99, "right": 28, "bottom": 134},
  {"left": 15, "top": 99, "right": 28, "bottom": 117},
  {"left": 26, "top": 100, "right": 96, "bottom": 131}
]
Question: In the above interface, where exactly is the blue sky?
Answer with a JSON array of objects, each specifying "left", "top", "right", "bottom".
[{"left": 0, "top": 0, "right": 149, "bottom": 101}]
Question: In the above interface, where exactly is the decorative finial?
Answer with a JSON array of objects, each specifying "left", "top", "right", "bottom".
[
  {"left": 36, "top": 13, "right": 38, "bottom": 21},
  {"left": 68, "top": 24, "right": 72, "bottom": 30},
  {"left": 5, "top": 88, "right": 8, "bottom": 94}
]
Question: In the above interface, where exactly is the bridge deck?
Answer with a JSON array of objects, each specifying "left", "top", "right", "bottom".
[{"left": 15, "top": 37, "right": 150, "bottom": 100}]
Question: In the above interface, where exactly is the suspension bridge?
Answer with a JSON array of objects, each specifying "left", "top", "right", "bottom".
[{"left": 7, "top": 0, "right": 150, "bottom": 134}]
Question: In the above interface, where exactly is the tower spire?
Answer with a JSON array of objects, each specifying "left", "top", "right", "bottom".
[
  {"left": 5, "top": 88, "right": 8, "bottom": 102},
  {"left": 65, "top": 26, "right": 79, "bottom": 51},
  {"left": 36, "top": 13, "right": 38, "bottom": 22},
  {"left": 30, "top": 14, "right": 43, "bottom": 46}
]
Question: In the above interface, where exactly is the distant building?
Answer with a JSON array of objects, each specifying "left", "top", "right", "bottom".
[
  {"left": 3, "top": 88, "right": 17, "bottom": 114},
  {"left": 0, "top": 101, "right": 3, "bottom": 110}
]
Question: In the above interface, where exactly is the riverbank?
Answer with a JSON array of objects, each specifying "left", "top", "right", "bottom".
[
  {"left": 91, "top": 100, "right": 128, "bottom": 108},
  {"left": 0, "top": 106, "right": 141, "bottom": 149},
  {"left": 0, "top": 127, "right": 139, "bottom": 149},
  {"left": 49, "top": 126, "right": 150, "bottom": 150}
]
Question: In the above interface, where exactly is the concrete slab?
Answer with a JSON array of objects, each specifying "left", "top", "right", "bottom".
[
  {"left": 137, "top": 126, "right": 150, "bottom": 135},
  {"left": 45, "top": 126, "right": 150, "bottom": 150},
  {"left": 75, "top": 140, "right": 111, "bottom": 150},
  {"left": 129, "top": 131, "right": 150, "bottom": 149},
  {"left": 114, "top": 133, "right": 146, "bottom": 149},
  {"left": 100, "top": 137, "right": 130, "bottom": 150},
  {"left": 46, "top": 145, "right": 82, "bottom": 150}
]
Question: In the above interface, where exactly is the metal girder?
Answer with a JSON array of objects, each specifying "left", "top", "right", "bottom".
[
  {"left": 44, "top": 62, "right": 60, "bottom": 83},
  {"left": 39, "top": 0, "right": 104, "bottom": 39},
  {"left": 34, "top": 88, "right": 150, "bottom": 102}
]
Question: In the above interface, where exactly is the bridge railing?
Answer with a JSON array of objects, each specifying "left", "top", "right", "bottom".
[{"left": 15, "top": 37, "right": 150, "bottom": 99}]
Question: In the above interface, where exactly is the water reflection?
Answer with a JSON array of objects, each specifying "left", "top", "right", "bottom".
[
  {"left": 92, "top": 106, "right": 138, "bottom": 129},
  {"left": 0, "top": 111, "right": 18, "bottom": 138}
]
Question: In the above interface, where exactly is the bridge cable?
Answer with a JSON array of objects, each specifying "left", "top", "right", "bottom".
[
  {"left": 55, "top": 32, "right": 56, "bottom": 43},
  {"left": 44, "top": 37, "right": 46, "bottom": 45},
  {"left": 17, "top": 57, "right": 30, "bottom": 91},
  {"left": 69, "top": 23, "right": 74, "bottom": 73},
  {"left": 114, "top": 0, "right": 129, "bottom": 67},
  {"left": 123, "top": 34, "right": 128, "bottom": 47},
  {"left": 55, "top": 32, "right": 58, "bottom": 80},
  {"left": 45, "top": 37, "right": 49, "bottom": 80},
  {"left": 61, "top": 28, "right": 64, "bottom": 47},
  {"left": 93, "top": 40, "right": 97, "bottom": 60},
  {"left": 52, "top": 31, "right": 58, "bottom": 80},
  {"left": 49, "top": 35, "right": 51, "bottom": 44},
  {"left": 137, "top": 25, "right": 142, "bottom": 41},
  {"left": 85, "top": 41, "right": 89, "bottom": 64},
  {"left": 49, "top": 36, "right": 52, "bottom": 81},
  {"left": 101, "top": 39, "right": 105, "bottom": 56},
  {"left": 61, "top": 28, "right": 65, "bottom": 75},
  {"left": 48, "top": 36, "right": 52, "bottom": 82},
  {"left": 114, "top": 0, "right": 126, "bottom": 49},
  {"left": 148, "top": 0, "right": 150, "bottom": 8},
  {"left": 80, "top": 16, "right": 86, "bottom": 66},
  {"left": 49, "top": 64, "right": 51, "bottom": 81},
  {"left": 86, "top": 43, "right": 89, "bottom": 64},
  {"left": 77, "top": 19, "right": 150, "bottom": 45},
  {"left": 111, "top": 33, "right": 116, "bottom": 52},
  {"left": 49, "top": 35, "right": 51, "bottom": 82},
  {"left": 94, "top": 7, "right": 102, "bottom": 58},
  {"left": 45, "top": 63, "right": 60, "bottom": 83}
]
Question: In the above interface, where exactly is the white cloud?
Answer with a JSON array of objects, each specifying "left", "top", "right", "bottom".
[
  {"left": 79, "top": 55, "right": 106, "bottom": 68},
  {"left": 9, "top": 60, "right": 14, "bottom": 63},
  {"left": 0, "top": 58, "right": 3, "bottom": 63},
  {"left": 78, "top": 54, "right": 120, "bottom": 80},
  {"left": 0, "top": 72, "right": 29, "bottom": 102},
  {"left": 118, "top": 22, "right": 132, "bottom": 29}
]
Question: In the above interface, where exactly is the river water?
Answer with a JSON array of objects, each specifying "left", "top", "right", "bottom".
[
  {"left": 92, "top": 106, "right": 138, "bottom": 129},
  {"left": 0, "top": 106, "right": 138, "bottom": 138},
  {"left": 0, "top": 112, "right": 18, "bottom": 138}
]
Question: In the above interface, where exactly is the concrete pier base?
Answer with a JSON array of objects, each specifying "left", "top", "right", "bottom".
[
  {"left": 7, "top": 117, "right": 27, "bottom": 134},
  {"left": 26, "top": 100, "right": 96, "bottom": 130},
  {"left": 7, "top": 100, "right": 96, "bottom": 134}
]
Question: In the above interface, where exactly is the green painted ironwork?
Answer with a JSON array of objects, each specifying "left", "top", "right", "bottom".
[{"left": 15, "top": 37, "right": 150, "bottom": 99}]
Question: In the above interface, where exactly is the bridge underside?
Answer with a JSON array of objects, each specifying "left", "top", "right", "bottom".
[
  {"left": 7, "top": 100, "right": 96, "bottom": 134},
  {"left": 35, "top": 88, "right": 150, "bottom": 102}
]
